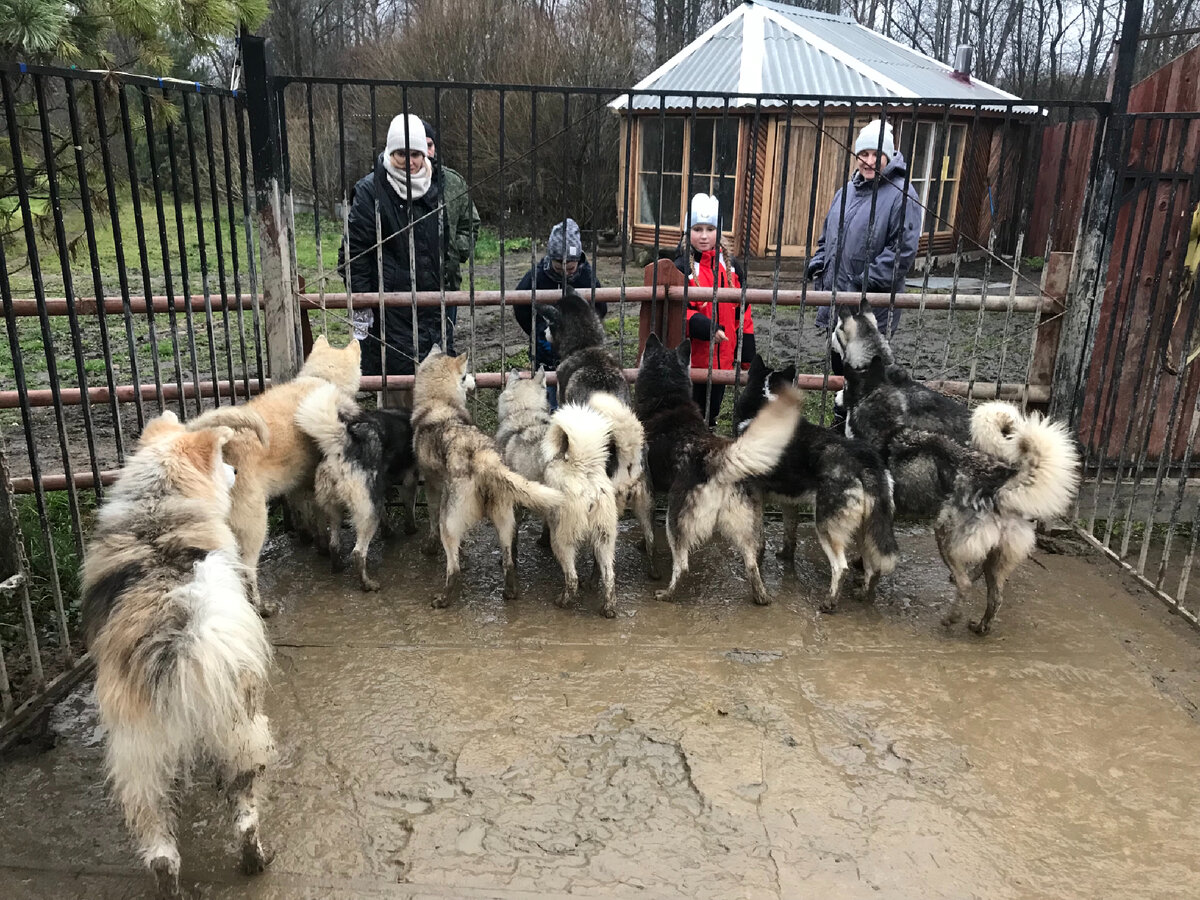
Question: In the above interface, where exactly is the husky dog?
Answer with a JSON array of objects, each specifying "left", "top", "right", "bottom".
[
  {"left": 890, "top": 402, "right": 1080, "bottom": 634},
  {"left": 733, "top": 356, "right": 899, "bottom": 610},
  {"left": 186, "top": 335, "right": 362, "bottom": 614},
  {"left": 294, "top": 384, "right": 418, "bottom": 591},
  {"left": 536, "top": 290, "right": 659, "bottom": 576},
  {"left": 535, "top": 288, "right": 629, "bottom": 403},
  {"left": 496, "top": 367, "right": 554, "bottom": 482},
  {"left": 412, "top": 346, "right": 565, "bottom": 607},
  {"left": 635, "top": 335, "right": 804, "bottom": 605},
  {"left": 542, "top": 403, "right": 621, "bottom": 616},
  {"left": 81, "top": 412, "right": 274, "bottom": 898},
  {"left": 835, "top": 301, "right": 970, "bottom": 445},
  {"left": 495, "top": 368, "right": 556, "bottom": 552}
]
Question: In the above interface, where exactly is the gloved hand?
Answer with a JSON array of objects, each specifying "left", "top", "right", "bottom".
[
  {"left": 536, "top": 337, "right": 556, "bottom": 365},
  {"left": 805, "top": 259, "right": 824, "bottom": 282}
]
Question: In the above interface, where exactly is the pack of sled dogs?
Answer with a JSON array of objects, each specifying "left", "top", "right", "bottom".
[{"left": 79, "top": 292, "right": 1079, "bottom": 894}]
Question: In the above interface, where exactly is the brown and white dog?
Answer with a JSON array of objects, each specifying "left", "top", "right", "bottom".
[
  {"left": 81, "top": 412, "right": 274, "bottom": 899},
  {"left": 187, "top": 335, "right": 362, "bottom": 614}
]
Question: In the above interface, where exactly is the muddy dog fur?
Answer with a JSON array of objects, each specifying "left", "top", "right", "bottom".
[
  {"left": 734, "top": 356, "right": 899, "bottom": 611},
  {"left": 635, "top": 335, "right": 803, "bottom": 606},
  {"left": 412, "top": 347, "right": 565, "bottom": 608},
  {"left": 542, "top": 403, "right": 621, "bottom": 616},
  {"left": 537, "top": 289, "right": 659, "bottom": 578},
  {"left": 294, "top": 383, "right": 418, "bottom": 591},
  {"left": 81, "top": 413, "right": 274, "bottom": 898},
  {"left": 185, "top": 335, "right": 362, "bottom": 615}
]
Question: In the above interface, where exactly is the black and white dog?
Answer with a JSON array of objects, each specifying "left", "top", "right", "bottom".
[
  {"left": 833, "top": 299, "right": 1081, "bottom": 634},
  {"left": 635, "top": 335, "right": 802, "bottom": 606},
  {"left": 295, "top": 384, "right": 418, "bottom": 590},
  {"left": 734, "top": 355, "right": 898, "bottom": 610}
]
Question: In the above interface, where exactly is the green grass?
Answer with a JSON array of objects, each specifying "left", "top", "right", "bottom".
[
  {"left": 472, "top": 228, "right": 531, "bottom": 264},
  {"left": 1, "top": 491, "right": 93, "bottom": 661}
]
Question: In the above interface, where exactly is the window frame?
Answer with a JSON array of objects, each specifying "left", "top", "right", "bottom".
[{"left": 634, "top": 115, "right": 741, "bottom": 232}]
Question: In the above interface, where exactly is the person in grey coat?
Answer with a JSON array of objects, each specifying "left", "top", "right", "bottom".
[{"left": 810, "top": 120, "right": 923, "bottom": 358}]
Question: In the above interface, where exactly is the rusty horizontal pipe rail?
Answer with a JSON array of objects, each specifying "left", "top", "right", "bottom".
[
  {"left": 0, "top": 378, "right": 271, "bottom": 410},
  {"left": 13, "top": 287, "right": 1054, "bottom": 316}
]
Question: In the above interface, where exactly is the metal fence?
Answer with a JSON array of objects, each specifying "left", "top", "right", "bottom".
[{"left": 3, "top": 41, "right": 1198, "bottom": 735}]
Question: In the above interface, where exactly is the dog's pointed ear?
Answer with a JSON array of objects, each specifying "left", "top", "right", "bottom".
[
  {"left": 312, "top": 334, "right": 330, "bottom": 350},
  {"left": 535, "top": 366, "right": 547, "bottom": 386},
  {"left": 859, "top": 296, "right": 872, "bottom": 316},
  {"left": 506, "top": 368, "right": 521, "bottom": 386},
  {"left": 645, "top": 333, "right": 663, "bottom": 351},
  {"left": 836, "top": 302, "right": 853, "bottom": 322},
  {"left": 535, "top": 302, "right": 561, "bottom": 324},
  {"left": 749, "top": 354, "right": 767, "bottom": 380},
  {"left": 780, "top": 364, "right": 797, "bottom": 385},
  {"left": 177, "top": 427, "right": 228, "bottom": 477},
  {"left": 425, "top": 343, "right": 442, "bottom": 361},
  {"left": 675, "top": 339, "right": 692, "bottom": 367}
]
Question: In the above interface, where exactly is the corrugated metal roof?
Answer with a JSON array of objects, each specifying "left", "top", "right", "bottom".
[
  {"left": 629, "top": 20, "right": 743, "bottom": 109},
  {"left": 616, "top": 0, "right": 1024, "bottom": 111},
  {"left": 760, "top": 17, "right": 889, "bottom": 100}
]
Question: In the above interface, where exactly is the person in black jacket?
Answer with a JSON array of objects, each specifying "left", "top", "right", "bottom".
[
  {"left": 514, "top": 218, "right": 605, "bottom": 407},
  {"left": 341, "top": 114, "right": 472, "bottom": 398}
]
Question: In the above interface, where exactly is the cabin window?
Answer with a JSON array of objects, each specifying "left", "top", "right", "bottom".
[
  {"left": 637, "top": 117, "right": 738, "bottom": 230},
  {"left": 898, "top": 121, "right": 967, "bottom": 234}
]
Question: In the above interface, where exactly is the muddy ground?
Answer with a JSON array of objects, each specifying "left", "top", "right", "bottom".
[{"left": 1, "top": 518, "right": 1199, "bottom": 899}]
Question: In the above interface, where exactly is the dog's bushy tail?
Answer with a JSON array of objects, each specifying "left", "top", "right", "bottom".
[
  {"left": 861, "top": 469, "right": 899, "bottom": 576},
  {"left": 971, "top": 402, "right": 1081, "bottom": 519},
  {"left": 483, "top": 457, "right": 565, "bottom": 515},
  {"left": 295, "top": 382, "right": 355, "bottom": 459},
  {"left": 94, "top": 550, "right": 272, "bottom": 738},
  {"left": 715, "top": 384, "right": 804, "bottom": 484},
  {"left": 186, "top": 405, "right": 271, "bottom": 448},
  {"left": 544, "top": 403, "right": 613, "bottom": 477},
  {"left": 586, "top": 392, "right": 645, "bottom": 491}
]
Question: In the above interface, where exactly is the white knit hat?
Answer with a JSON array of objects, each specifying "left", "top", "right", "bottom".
[
  {"left": 689, "top": 192, "right": 721, "bottom": 229},
  {"left": 385, "top": 114, "right": 427, "bottom": 158},
  {"left": 854, "top": 120, "right": 896, "bottom": 159}
]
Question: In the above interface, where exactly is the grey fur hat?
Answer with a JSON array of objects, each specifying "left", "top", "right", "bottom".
[{"left": 546, "top": 218, "right": 583, "bottom": 261}]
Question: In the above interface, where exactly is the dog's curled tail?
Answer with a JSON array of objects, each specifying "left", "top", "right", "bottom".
[
  {"left": 586, "top": 392, "right": 645, "bottom": 489},
  {"left": 186, "top": 405, "right": 271, "bottom": 449},
  {"left": 972, "top": 403, "right": 1081, "bottom": 520},
  {"left": 862, "top": 469, "right": 899, "bottom": 576},
  {"left": 716, "top": 384, "right": 804, "bottom": 484},
  {"left": 295, "top": 382, "right": 356, "bottom": 458},
  {"left": 544, "top": 403, "right": 613, "bottom": 476}
]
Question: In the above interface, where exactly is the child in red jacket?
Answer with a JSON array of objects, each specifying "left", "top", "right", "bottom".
[{"left": 673, "top": 192, "right": 756, "bottom": 427}]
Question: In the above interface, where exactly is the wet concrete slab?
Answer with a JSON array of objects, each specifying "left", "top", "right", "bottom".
[{"left": 2, "top": 522, "right": 1199, "bottom": 899}]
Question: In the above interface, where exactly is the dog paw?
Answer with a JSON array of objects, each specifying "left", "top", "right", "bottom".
[
  {"left": 818, "top": 597, "right": 839, "bottom": 613},
  {"left": 330, "top": 555, "right": 346, "bottom": 574},
  {"left": 403, "top": 520, "right": 419, "bottom": 536},
  {"left": 968, "top": 618, "right": 992, "bottom": 636},
  {"left": 646, "top": 563, "right": 662, "bottom": 581},
  {"left": 360, "top": 576, "right": 381, "bottom": 592},
  {"left": 775, "top": 546, "right": 796, "bottom": 561},
  {"left": 255, "top": 598, "right": 280, "bottom": 618},
  {"left": 553, "top": 591, "right": 572, "bottom": 609},
  {"left": 151, "top": 856, "right": 180, "bottom": 899},
  {"left": 431, "top": 593, "right": 450, "bottom": 609},
  {"left": 600, "top": 603, "right": 617, "bottom": 619},
  {"left": 654, "top": 588, "right": 677, "bottom": 602},
  {"left": 420, "top": 539, "right": 441, "bottom": 557},
  {"left": 239, "top": 829, "right": 272, "bottom": 876},
  {"left": 754, "top": 593, "right": 773, "bottom": 607},
  {"left": 940, "top": 607, "right": 962, "bottom": 627}
]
